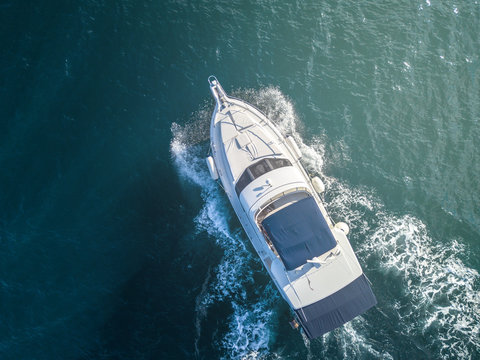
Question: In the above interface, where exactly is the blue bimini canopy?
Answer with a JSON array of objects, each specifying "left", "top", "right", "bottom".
[
  {"left": 295, "top": 274, "right": 377, "bottom": 339},
  {"left": 261, "top": 196, "right": 336, "bottom": 271}
]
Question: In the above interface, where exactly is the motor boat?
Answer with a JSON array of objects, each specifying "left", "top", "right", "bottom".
[{"left": 205, "top": 76, "right": 376, "bottom": 339}]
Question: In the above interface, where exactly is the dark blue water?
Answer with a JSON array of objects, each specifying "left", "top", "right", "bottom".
[{"left": 1, "top": 1, "right": 479, "bottom": 359}]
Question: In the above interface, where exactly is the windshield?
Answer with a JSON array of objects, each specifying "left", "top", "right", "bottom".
[{"left": 235, "top": 158, "right": 292, "bottom": 195}]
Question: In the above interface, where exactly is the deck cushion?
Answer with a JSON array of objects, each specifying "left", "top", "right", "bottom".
[
  {"left": 261, "top": 196, "right": 336, "bottom": 271},
  {"left": 295, "top": 274, "right": 377, "bottom": 338}
]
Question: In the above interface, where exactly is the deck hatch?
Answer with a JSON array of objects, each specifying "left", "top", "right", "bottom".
[{"left": 235, "top": 133, "right": 251, "bottom": 148}]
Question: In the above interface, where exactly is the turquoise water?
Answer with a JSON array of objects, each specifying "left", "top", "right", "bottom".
[{"left": 1, "top": 1, "right": 479, "bottom": 359}]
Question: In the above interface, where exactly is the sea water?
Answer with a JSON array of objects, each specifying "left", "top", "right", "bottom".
[{"left": 1, "top": 1, "right": 479, "bottom": 359}]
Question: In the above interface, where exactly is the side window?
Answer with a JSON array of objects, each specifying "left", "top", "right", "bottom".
[{"left": 235, "top": 170, "right": 253, "bottom": 195}]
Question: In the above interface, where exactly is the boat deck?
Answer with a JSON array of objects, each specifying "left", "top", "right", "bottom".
[
  {"left": 214, "top": 102, "right": 283, "bottom": 181},
  {"left": 208, "top": 77, "right": 377, "bottom": 340}
]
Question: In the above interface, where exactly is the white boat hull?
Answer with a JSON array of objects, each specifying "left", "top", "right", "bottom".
[{"left": 207, "top": 76, "right": 376, "bottom": 338}]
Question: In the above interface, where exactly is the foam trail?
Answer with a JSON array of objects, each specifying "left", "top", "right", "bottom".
[
  {"left": 304, "top": 162, "right": 479, "bottom": 358},
  {"left": 221, "top": 296, "right": 275, "bottom": 360},
  {"left": 362, "top": 215, "right": 480, "bottom": 359},
  {"left": 337, "top": 321, "right": 393, "bottom": 359},
  {"left": 303, "top": 158, "right": 479, "bottom": 358},
  {"left": 251, "top": 87, "right": 480, "bottom": 358},
  {"left": 172, "top": 87, "right": 479, "bottom": 359},
  {"left": 171, "top": 118, "right": 275, "bottom": 359},
  {"left": 316, "top": 312, "right": 393, "bottom": 359},
  {"left": 172, "top": 87, "right": 390, "bottom": 358}
]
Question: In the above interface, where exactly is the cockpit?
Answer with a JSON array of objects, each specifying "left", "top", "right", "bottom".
[{"left": 256, "top": 191, "right": 337, "bottom": 271}]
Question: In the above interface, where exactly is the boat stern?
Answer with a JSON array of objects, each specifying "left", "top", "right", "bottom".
[{"left": 295, "top": 273, "right": 377, "bottom": 339}]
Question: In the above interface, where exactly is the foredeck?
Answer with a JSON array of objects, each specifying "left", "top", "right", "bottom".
[{"left": 213, "top": 102, "right": 283, "bottom": 181}]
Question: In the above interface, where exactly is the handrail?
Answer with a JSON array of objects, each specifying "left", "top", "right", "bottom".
[
  {"left": 255, "top": 187, "right": 311, "bottom": 221},
  {"left": 207, "top": 76, "right": 272, "bottom": 120},
  {"left": 208, "top": 75, "right": 228, "bottom": 109},
  {"left": 207, "top": 75, "right": 218, "bottom": 86}
]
